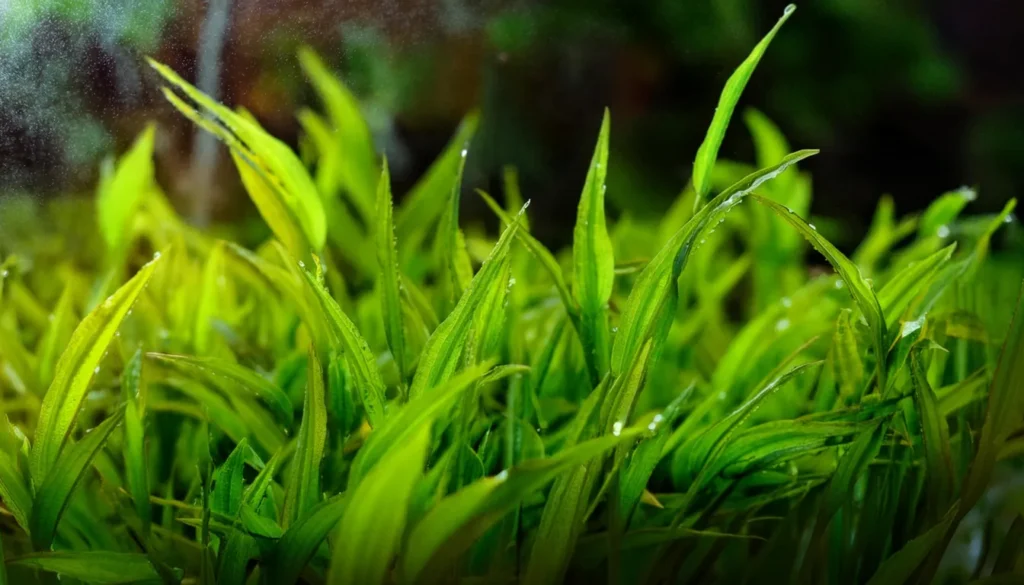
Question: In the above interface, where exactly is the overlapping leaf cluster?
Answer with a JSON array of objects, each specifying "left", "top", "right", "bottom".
[{"left": 1, "top": 6, "right": 1023, "bottom": 584}]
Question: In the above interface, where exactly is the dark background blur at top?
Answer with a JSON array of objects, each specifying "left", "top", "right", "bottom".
[{"left": 1, "top": 0, "right": 1022, "bottom": 251}]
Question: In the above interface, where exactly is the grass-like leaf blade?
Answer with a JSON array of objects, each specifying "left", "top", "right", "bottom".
[
  {"left": 8, "top": 551, "right": 159, "bottom": 584},
  {"left": 573, "top": 109, "right": 614, "bottom": 378},
  {"left": 31, "top": 255, "right": 160, "bottom": 483},
  {"left": 753, "top": 194, "right": 889, "bottom": 392},
  {"left": 329, "top": 423, "right": 430, "bottom": 585},
  {"left": 30, "top": 409, "right": 125, "bottom": 549},
  {"left": 376, "top": 160, "right": 409, "bottom": 382},
  {"left": 692, "top": 4, "right": 796, "bottom": 210},
  {"left": 282, "top": 349, "right": 327, "bottom": 528}
]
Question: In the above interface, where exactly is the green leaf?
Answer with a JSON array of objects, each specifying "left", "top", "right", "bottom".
[
  {"left": 436, "top": 150, "right": 474, "bottom": 303},
  {"left": 743, "top": 108, "right": 795, "bottom": 202},
  {"left": 212, "top": 438, "right": 249, "bottom": 517},
  {"left": 961, "top": 281, "right": 1024, "bottom": 512},
  {"left": 36, "top": 284, "right": 77, "bottom": 388},
  {"left": 611, "top": 150, "right": 817, "bottom": 377},
  {"left": 298, "top": 47, "right": 378, "bottom": 221},
  {"left": 753, "top": 194, "right": 889, "bottom": 392},
  {"left": 376, "top": 160, "right": 409, "bottom": 382},
  {"left": 194, "top": 241, "right": 226, "bottom": 354},
  {"left": 147, "top": 353, "right": 293, "bottom": 426},
  {"left": 31, "top": 254, "right": 160, "bottom": 483},
  {"left": 265, "top": 494, "right": 348, "bottom": 585},
  {"left": 918, "top": 187, "right": 974, "bottom": 238},
  {"left": 408, "top": 206, "right": 524, "bottom": 398},
  {"left": 282, "top": 349, "right": 327, "bottom": 528},
  {"left": 297, "top": 267, "right": 386, "bottom": 427},
  {"left": 801, "top": 419, "right": 888, "bottom": 580},
  {"left": 477, "top": 190, "right": 575, "bottom": 321},
  {"left": 833, "top": 309, "right": 865, "bottom": 402},
  {"left": 239, "top": 504, "right": 283, "bottom": 539},
  {"left": 329, "top": 423, "right": 430, "bottom": 585},
  {"left": 121, "top": 349, "right": 151, "bottom": 537},
  {"left": 672, "top": 362, "right": 819, "bottom": 502},
  {"left": 618, "top": 385, "right": 694, "bottom": 524},
  {"left": 8, "top": 551, "right": 159, "bottom": 584},
  {"left": 97, "top": 124, "right": 156, "bottom": 255},
  {"left": 148, "top": 58, "right": 326, "bottom": 259},
  {"left": 692, "top": 4, "right": 796, "bottom": 209},
  {"left": 877, "top": 244, "right": 956, "bottom": 332},
  {"left": 865, "top": 505, "right": 958, "bottom": 585},
  {"left": 30, "top": 409, "right": 125, "bottom": 549},
  {"left": 352, "top": 361, "right": 492, "bottom": 486},
  {"left": 401, "top": 427, "right": 645, "bottom": 584},
  {"left": 910, "top": 348, "right": 955, "bottom": 518},
  {"left": 0, "top": 448, "right": 32, "bottom": 534},
  {"left": 573, "top": 109, "right": 614, "bottom": 378},
  {"left": 396, "top": 112, "right": 480, "bottom": 264}
]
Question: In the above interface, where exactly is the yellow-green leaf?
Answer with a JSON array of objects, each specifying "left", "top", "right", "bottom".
[{"left": 31, "top": 255, "right": 160, "bottom": 483}]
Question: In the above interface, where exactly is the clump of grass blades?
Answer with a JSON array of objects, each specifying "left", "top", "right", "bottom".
[{"left": 1, "top": 5, "right": 1023, "bottom": 585}]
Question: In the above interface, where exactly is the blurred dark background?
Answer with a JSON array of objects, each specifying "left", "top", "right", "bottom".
[{"left": 1, "top": 0, "right": 1022, "bottom": 251}]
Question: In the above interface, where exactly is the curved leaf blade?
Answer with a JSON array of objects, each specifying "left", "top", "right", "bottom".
[{"left": 31, "top": 255, "right": 160, "bottom": 483}]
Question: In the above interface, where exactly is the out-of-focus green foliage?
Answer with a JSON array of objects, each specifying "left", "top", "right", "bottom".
[{"left": 1, "top": 6, "right": 1023, "bottom": 584}]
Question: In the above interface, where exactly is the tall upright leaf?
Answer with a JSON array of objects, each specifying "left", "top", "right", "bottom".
[
  {"left": 297, "top": 47, "right": 378, "bottom": 221},
  {"left": 282, "top": 349, "right": 327, "bottom": 528},
  {"left": 395, "top": 112, "right": 480, "bottom": 264},
  {"left": 691, "top": 4, "right": 796, "bottom": 210},
  {"left": 121, "top": 349, "right": 151, "bottom": 537},
  {"left": 31, "top": 255, "right": 160, "bottom": 483},
  {"left": 376, "top": 160, "right": 409, "bottom": 382},
  {"left": 408, "top": 206, "right": 524, "bottom": 398},
  {"left": 97, "top": 124, "right": 156, "bottom": 257},
  {"left": 611, "top": 150, "right": 817, "bottom": 376},
  {"left": 298, "top": 267, "right": 387, "bottom": 427},
  {"left": 573, "top": 109, "right": 614, "bottom": 379}
]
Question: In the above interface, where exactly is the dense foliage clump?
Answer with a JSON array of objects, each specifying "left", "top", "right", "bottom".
[{"left": 1, "top": 6, "right": 1022, "bottom": 585}]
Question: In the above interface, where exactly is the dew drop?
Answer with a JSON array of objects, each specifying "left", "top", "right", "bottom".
[
  {"left": 775, "top": 318, "right": 791, "bottom": 332},
  {"left": 700, "top": 239, "right": 706, "bottom": 244},
  {"left": 94, "top": 366, "right": 101, "bottom": 374},
  {"left": 496, "top": 469, "right": 509, "bottom": 481},
  {"left": 648, "top": 422, "right": 658, "bottom": 431},
  {"left": 612, "top": 421, "right": 623, "bottom": 436},
  {"left": 784, "top": 4, "right": 796, "bottom": 15},
  {"left": 153, "top": 251, "right": 162, "bottom": 260},
  {"left": 835, "top": 279, "right": 844, "bottom": 289},
  {"left": 611, "top": 327, "right": 618, "bottom": 333},
  {"left": 937, "top": 225, "right": 950, "bottom": 238},
  {"left": 781, "top": 297, "right": 792, "bottom": 308},
  {"left": 809, "top": 224, "right": 817, "bottom": 231},
  {"left": 298, "top": 261, "right": 305, "bottom": 268},
  {"left": 1, "top": 270, "right": 7, "bottom": 278},
  {"left": 460, "top": 148, "right": 468, "bottom": 158},
  {"left": 653, "top": 414, "right": 664, "bottom": 424}
]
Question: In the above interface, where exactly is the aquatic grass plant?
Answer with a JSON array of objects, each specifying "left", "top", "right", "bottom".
[{"left": 1, "top": 5, "right": 1022, "bottom": 584}]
